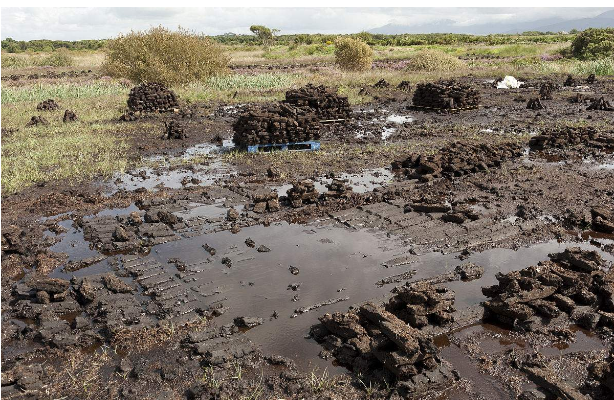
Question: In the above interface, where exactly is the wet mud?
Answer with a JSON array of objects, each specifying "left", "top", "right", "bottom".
[{"left": 2, "top": 74, "right": 614, "bottom": 399}]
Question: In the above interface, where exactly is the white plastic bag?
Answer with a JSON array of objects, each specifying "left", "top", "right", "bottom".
[{"left": 496, "top": 76, "right": 523, "bottom": 89}]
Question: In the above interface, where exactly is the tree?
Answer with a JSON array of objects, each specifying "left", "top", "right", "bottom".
[{"left": 250, "top": 25, "right": 276, "bottom": 48}]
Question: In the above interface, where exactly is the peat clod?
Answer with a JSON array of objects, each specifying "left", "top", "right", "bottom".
[
  {"left": 563, "top": 74, "right": 576, "bottom": 87},
  {"left": 528, "top": 126, "right": 614, "bottom": 151},
  {"left": 591, "top": 207, "right": 614, "bottom": 234},
  {"left": 407, "top": 196, "right": 451, "bottom": 213},
  {"left": 226, "top": 208, "right": 239, "bottom": 222},
  {"left": 286, "top": 180, "right": 319, "bottom": 208},
  {"left": 162, "top": 120, "right": 187, "bottom": 140},
  {"left": 455, "top": 263, "right": 484, "bottom": 281},
  {"left": 587, "top": 96, "right": 614, "bottom": 111},
  {"left": 251, "top": 190, "right": 280, "bottom": 213},
  {"left": 62, "top": 109, "right": 77, "bottom": 123},
  {"left": 393, "top": 141, "right": 523, "bottom": 181},
  {"left": 482, "top": 247, "right": 612, "bottom": 332},
  {"left": 539, "top": 82, "right": 556, "bottom": 100},
  {"left": 397, "top": 80, "right": 412, "bottom": 92},
  {"left": 527, "top": 97, "right": 544, "bottom": 110},
  {"left": 36, "top": 99, "right": 59, "bottom": 111},
  {"left": 412, "top": 80, "right": 480, "bottom": 110},
  {"left": 588, "top": 345, "right": 614, "bottom": 395},
  {"left": 373, "top": 78, "right": 390, "bottom": 88},
  {"left": 514, "top": 353, "right": 590, "bottom": 400},
  {"left": 119, "top": 111, "right": 140, "bottom": 122},
  {"left": 127, "top": 82, "right": 178, "bottom": 113},
  {"left": 234, "top": 316, "right": 264, "bottom": 329},
  {"left": 26, "top": 115, "right": 48, "bottom": 127}
]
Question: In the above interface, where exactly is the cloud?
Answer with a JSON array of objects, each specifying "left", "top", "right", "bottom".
[{"left": 1, "top": 7, "right": 612, "bottom": 40}]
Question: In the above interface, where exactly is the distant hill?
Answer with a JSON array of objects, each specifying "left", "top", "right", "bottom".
[
  {"left": 369, "top": 9, "right": 614, "bottom": 35},
  {"left": 519, "top": 10, "right": 614, "bottom": 33}
]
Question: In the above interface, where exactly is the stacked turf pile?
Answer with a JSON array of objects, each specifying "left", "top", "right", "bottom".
[
  {"left": 232, "top": 103, "right": 321, "bottom": 147},
  {"left": 37, "top": 99, "right": 59, "bottom": 111},
  {"left": 311, "top": 283, "right": 458, "bottom": 392},
  {"left": 286, "top": 180, "right": 319, "bottom": 208},
  {"left": 386, "top": 282, "right": 455, "bottom": 329},
  {"left": 283, "top": 84, "right": 351, "bottom": 120},
  {"left": 233, "top": 84, "right": 351, "bottom": 147},
  {"left": 251, "top": 190, "right": 280, "bottom": 213},
  {"left": 63, "top": 110, "right": 78, "bottom": 123},
  {"left": 324, "top": 179, "right": 353, "bottom": 199},
  {"left": 127, "top": 82, "right": 179, "bottom": 113},
  {"left": 412, "top": 80, "right": 480, "bottom": 110}
]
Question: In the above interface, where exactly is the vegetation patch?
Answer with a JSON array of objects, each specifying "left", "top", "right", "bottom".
[
  {"left": 406, "top": 49, "right": 466, "bottom": 72},
  {"left": 570, "top": 28, "right": 614, "bottom": 60},
  {"left": 334, "top": 37, "right": 373, "bottom": 71},
  {"left": 1, "top": 125, "right": 128, "bottom": 195},
  {"left": 102, "top": 26, "right": 230, "bottom": 86}
]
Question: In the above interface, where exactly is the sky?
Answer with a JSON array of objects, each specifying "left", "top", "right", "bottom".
[{"left": 1, "top": 7, "right": 613, "bottom": 41}]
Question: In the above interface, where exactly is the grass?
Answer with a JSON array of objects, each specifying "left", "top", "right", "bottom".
[
  {"left": 308, "top": 368, "right": 340, "bottom": 393},
  {"left": 1, "top": 124, "right": 129, "bottom": 195},
  {"left": 1, "top": 80, "right": 129, "bottom": 104},
  {"left": 1, "top": 50, "right": 105, "bottom": 70}
]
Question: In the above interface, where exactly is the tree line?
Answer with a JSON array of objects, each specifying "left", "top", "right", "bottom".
[{"left": 2, "top": 31, "right": 577, "bottom": 53}]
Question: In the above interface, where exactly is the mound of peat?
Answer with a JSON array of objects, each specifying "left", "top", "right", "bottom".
[
  {"left": 127, "top": 82, "right": 178, "bottom": 113},
  {"left": 392, "top": 141, "right": 524, "bottom": 181},
  {"left": 412, "top": 80, "right": 480, "bottom": 110},
  {"left": 482, "top": 247, "right": 614, "bottom": 333}
]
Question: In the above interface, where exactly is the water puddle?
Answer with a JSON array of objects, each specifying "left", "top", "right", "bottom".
[
  {"left": 36, "top": 190, "right": 614, "bottom": 377},
  {"left": 144, "top": 220, "right": 410, "bottom": 373},
  {"left": 181, "top": 139, "right": 235, "bottom": 160},
  {"left": 353, "top": 112, "right": 413, "bottom": 141},
  {"left": 105, "top": 160, "right": 236, "bottom": 194},
  {"left": 386, "top": 114, "right": 413, "bottom": 125},
  {"left": 583, "top": 156, "right": 614, "bottom": 171},
  {"left": 48, "top": 220, "right": 100, "bottom": 262},
  {"left": 271, "top": 168, "right": 394, "bottom": 196}
]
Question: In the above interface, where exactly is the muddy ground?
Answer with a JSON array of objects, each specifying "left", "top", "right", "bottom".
[{"left": 2, "top": 73, "right": 614, "bottom": 399}]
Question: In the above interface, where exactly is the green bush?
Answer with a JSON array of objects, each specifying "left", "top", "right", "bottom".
[
  {"left": 102, "top": 26, "right": 229, "bottom": 86},
  {"left": 334, "top": 37, "right": 373, "bottom": 71},
  {"left": 570, "top": 28, "right": 614, "bottom": 60},
  {"left": 39, "top": 48, "right": 74, "bottom": 67},
  {"left": 406, "top": 49, "right": 465, "bottom": 72},
  {"left": 1, "top": 54, "right": 29, "bottom": 69}
]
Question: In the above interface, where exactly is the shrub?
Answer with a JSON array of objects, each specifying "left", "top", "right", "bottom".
[
  {"left": 570, "top": 28, "right": 614, "bottom": 60},
  {"left": 39, "top": 48, "right": 74, "bottom": 67},
  {"left": 1, "top": 55, "right": 29, "bottom": 69},
  {"left": 334, "top": 37, "right": 373, "bottom": 71},
  {"left": 406, "top": 49, "right": 465, "bottom": 72},
  {"left": 102, "top": 26, "right": 229, "bottom": 86}
]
